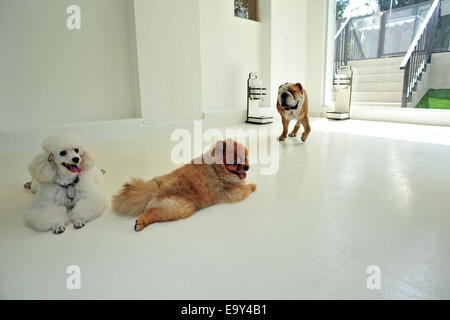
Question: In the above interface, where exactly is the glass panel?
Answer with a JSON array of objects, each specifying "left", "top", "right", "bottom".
[
  {"left": 350, "top": 13, "right": 381, "bottom": 59},
  {"left": 434, "top": 0, "right": 450, "bottom": 51},
  {"left": 383, "top": 2, "right": 432, "bottom": 55}
]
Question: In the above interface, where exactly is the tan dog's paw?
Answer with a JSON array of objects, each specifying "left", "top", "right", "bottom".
[
  {"left": 134, "top": 219, "right": 144, "bottom": 232},
  {"left": 277, "top": 136, "right": 286, "bottom": 141},
  {"left": 249, "top": 184, "right": 257, "bottom": 192},
  {"left": 301, "top": 133, "right": 308, "bottom": 142},
  {"left": 288, "top": 132, "right": 297, "bottom": 137}
]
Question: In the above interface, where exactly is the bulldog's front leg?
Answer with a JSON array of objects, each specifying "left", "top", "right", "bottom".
[
  {"left": 289, "top": 120, "right": 301, "bottom": 137},
  {"left": 278, "top": 118, "right": 290, "bottom": 141},
  {"left": 301, "top": 117, "right": 311, "bottom": 142}
]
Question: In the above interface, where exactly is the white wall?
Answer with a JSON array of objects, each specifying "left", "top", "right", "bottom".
[
  {"left": 0, "top": 0, "right": 140, "bottom": 129},
  {"left": 260, "top": 0, "right": 273, "bottom": 109},
  {"left": 200, "top": 0, "right": 329, "bottom": 117},
  {"left": 270, "top": 0, "right": 329, "bottom": 117},
  {"left": 133, "top": 0, "right": 203, "bottom": 124},
  {"left": 199, "top": 0, "right": 264, "bottom": 113},
  {"left": 306, "top": 0, "right": 329, "bottom": 115},
  {"left": 429, "top": 52, "right": 450, "bottom": 89},
  {"left": 324, "top": 0, "right": 336, "bottom": 108},
  {"left": 0, "top": 0, "right": 331, "bottom": 144},
  {"left": 271, "top": 0, "right": 308, "bottom": 113}
]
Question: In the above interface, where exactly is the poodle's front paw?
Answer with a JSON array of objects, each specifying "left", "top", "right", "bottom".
[
  {"left": 24, "top": 181, "right": 32, "bottom": 190},
  {"left": 73, "top": 219, "right": 86, "bottom": 229},
  {"left": 52, "top": 225, "right": 66, "bottom": 234}
]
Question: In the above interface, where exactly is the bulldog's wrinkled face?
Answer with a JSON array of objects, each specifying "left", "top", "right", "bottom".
[{"left": 278, "top": 83, "right": 304, "bottom": 108}]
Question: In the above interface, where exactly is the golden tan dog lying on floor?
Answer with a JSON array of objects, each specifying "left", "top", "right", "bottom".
[{"left": 112, "top": 140, "right": 256, "bottom": 231}]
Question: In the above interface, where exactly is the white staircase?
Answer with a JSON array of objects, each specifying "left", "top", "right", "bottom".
[{"left": 348, "top": 56, "right": 404, "bottom": 108}]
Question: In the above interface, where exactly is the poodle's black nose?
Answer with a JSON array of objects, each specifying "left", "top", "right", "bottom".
[{"left": 72, "top": 157, "right": 80, "bottom": 164}]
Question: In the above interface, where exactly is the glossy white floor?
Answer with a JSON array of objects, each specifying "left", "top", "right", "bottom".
[{"left": 1, "top": 118, "right": 450, "bottom": 299}]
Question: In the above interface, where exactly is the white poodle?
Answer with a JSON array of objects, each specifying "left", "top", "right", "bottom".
[{"left": 24, "top": 133, "right": 107, "bottom": 234}]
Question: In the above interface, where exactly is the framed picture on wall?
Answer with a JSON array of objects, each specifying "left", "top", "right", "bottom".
[
  {"left": 234, "top": 0, "right": 258, "bottom": 21},
  {"left": 235, "top": 0, "right": 249, "bottom": 19}
]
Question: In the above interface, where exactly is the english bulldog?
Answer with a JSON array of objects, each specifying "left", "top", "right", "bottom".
[{"left": 276, "top": 82, "right": 311, "bottom": 142}]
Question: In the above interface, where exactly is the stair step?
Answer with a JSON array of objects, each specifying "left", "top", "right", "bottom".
[
  {"left": 352, "top": 91, "right": 402, "bottom": 103},
  {"left": 337, "top": 57, "right": 408, "bottom": 108},
  {"left": 352, "top": 81, "right": 403, "bottom": 92},
  {"left": 351, "top": 102, "right": 402, "bottom": 108},
  {"left": 347, "top": 56, "right": 404, "bottom": 68},
  {"left": 352, "top": 73, "right": 404, "bottom": 83},
  {"left": 352, "top": 65, "right": 403, "bottom": 75}
]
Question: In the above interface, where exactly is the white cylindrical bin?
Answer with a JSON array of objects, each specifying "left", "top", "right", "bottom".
[
  {"left": 327, "top": 66, "right": 353, "bottom": 120},
  {"left": 246, "top": 73, "right": 273, "bottom": 124}
]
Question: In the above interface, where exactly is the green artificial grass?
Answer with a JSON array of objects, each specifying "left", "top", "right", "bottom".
[{"left": 416, "top": 89, "right": 450, "bottom": 110}]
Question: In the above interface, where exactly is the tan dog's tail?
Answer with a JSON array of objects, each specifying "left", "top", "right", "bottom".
[{"left": 112, "top": 178, "right": 156, "bottom": 216}]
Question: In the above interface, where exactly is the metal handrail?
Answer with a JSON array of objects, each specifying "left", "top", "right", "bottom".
[
  {"left": 334, "top": 11, "right": 377, "bottom": 40},
  {"left": 334, "top": 0, "right": 434, "bottom": 64},
  {"left": 400, "top": 0, "right": 440, "bottom": 107},
  {"left": 334, "top": 16, "right": 351, "bottom": 40},
  {"left": 400, "top": 0, "right": 441, "bottom": 69},
  {"left": 333, "top": 0, "right": 441, "bottom": 108}
]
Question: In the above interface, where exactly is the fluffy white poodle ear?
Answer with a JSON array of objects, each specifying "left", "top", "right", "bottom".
[
  {"left": 80, "top": 148, "right": 95, "bottom": 171},
  {"left": 28, "top": 152, "right": 57, "bottom": 183}
]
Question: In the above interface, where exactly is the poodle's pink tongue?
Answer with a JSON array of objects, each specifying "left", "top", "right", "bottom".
[
  {"left": 71, "top": 166, "right": 82, "bottom": 173},
  {"left": 239, "top": 172, "right": 247, "bottom": 179}
]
